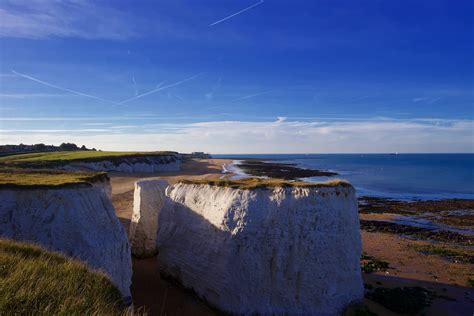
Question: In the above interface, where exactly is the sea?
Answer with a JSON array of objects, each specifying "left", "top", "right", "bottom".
[{"left": 213, "top": 154, "right": 474, "bottom": 200}]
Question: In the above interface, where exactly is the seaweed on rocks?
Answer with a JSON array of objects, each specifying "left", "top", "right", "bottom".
[
  {"left": 360, "top": 220, "right": 474, "bottom": 245},
  {"left": 237, "top": 160, "right": 337, "bottom": 180}
]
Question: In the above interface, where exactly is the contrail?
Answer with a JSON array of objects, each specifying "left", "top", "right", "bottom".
[
  {"left": 209, "top": 0, "right": 264, "bottom": 26},
  {"left": 117, "top": 73, "right": 202, "bottom": 105},
  {"left": 132, "top": 76, "right": 138, "bottom": 96},
  {"left": 232, "top": 90, "right": 272, "bottom": 102},
  {"left": 11, "top": 70, "right": 118, "bottom": 104}
]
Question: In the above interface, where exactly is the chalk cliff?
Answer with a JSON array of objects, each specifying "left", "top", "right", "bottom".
[
  {"left": 129, "top": 179, "right": 168, "bottom": 257},
  {"left": 0, "top": 180, "right": 132, "bottom": 299},
  {"left": 156, "top": 181, "right": 363, "bottom": 315},
  {"left": 63, "top": 155, "right": 181, "bottom": 173}
]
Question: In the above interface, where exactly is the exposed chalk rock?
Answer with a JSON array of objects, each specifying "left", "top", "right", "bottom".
[
  {"left": 129, "top": 179, "right": 169, "bottom": 258},
  {"left": 157, "top": 182, "right": 363, "bottom": 315},
  {"left": 63, "top": 155, "right": 181, "bottom": 173},
  {"left": 0, "top": 181, "right": 132, "bottom": 298}
]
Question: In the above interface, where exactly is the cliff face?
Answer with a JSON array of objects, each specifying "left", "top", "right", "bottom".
[
  {"left": 0, "top": 181, "right": 132, "bottom": 298},
  {"left": 129, "top": 179, "right": 168, "bottom": 258},
  {"left": 63, "top": 155, "right": 181, "bottom": 173},
  {"left": 156, "top": 183, "right": 364, "bottom": 315}
]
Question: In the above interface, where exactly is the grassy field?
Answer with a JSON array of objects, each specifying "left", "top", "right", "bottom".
[
  {"left": 179, "top": 178, "right": 351, "bottom": 189},
  {"left": 0, "top": 169, "right": 107, "bottom": 188},
  {"left": 0, "top": 238, "right": 125, "bottom": 315},
  {"left": 0, "top": 151, "right": 176, "bottom": 164}
]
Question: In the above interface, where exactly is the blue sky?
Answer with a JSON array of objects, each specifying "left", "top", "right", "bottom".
[{"left": 0, "top": 0, "right": 473, "bottom": 153}]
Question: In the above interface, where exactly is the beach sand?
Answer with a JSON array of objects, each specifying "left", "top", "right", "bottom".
[{"left": 110, "top": 158, "right": 474, "bottom": 315}]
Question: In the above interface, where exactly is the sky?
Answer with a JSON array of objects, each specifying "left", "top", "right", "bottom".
[{"left": 0, "top": 0, "right": 473, "bottom": 153}]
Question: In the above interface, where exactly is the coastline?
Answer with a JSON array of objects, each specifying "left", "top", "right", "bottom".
[
  {"left": 222, "top": 157, "right": 474, "bottom": 200},
  {"left": 108, "top": 157, "right": 473, "bottom": 315}
]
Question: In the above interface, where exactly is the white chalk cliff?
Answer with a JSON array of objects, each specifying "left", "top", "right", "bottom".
[
  {"left": 129, "top": 179, "right": 168, "bottom": 257},
  {"left": 0, "top": 181, "right": 132, "bottom": 298},
  {"left": 156, "top": 182, "right": 363, "bottom": 315},
  {"left": 63, "top": 155, "right": 181, "bottom": 173}
]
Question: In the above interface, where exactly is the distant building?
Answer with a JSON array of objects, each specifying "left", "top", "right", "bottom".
[
  {"left": 180, "top": 152, "right": 211, "bottom": 159},
  {"left": 191, "top": 152, "right": 211, "bottom": 158}
]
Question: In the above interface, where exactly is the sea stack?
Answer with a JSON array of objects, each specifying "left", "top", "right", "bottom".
[
  {"left": 156, "top": 179, "right": 364, "bottom": 315},
  {"left": 129, "top": 179, "right": 168, "bottom": 257}
]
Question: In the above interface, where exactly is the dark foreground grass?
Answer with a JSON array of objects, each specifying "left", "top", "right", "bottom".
[
  {"left": 0, "top": 239, "right": 126, "bottom": 315},
  {"left": 0, "top": 169, "right": 108, "bottom": 188},
  {"left": 179, "top": 178, "right": 352, "bottom": 189}
]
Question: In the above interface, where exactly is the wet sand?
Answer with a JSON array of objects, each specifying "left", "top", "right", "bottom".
[{"left": 111, "top": 158, "right": 474, "bottom": 315}]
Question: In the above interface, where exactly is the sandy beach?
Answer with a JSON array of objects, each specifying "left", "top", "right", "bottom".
[{"left": 110, "top": 158, "right": 474, "bottom": 315}]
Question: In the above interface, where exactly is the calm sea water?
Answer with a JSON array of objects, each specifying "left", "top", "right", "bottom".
[{"left": 213, "top": 154, "right": 474, "bottom": 200}]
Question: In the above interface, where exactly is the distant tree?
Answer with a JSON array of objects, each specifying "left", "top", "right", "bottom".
[
  {"left": 92, "top": 148, "right": 97, "bottom": 151},
  {"left": 33, "top": 143, "right": 46, "bottom": 151},
  {"left": 80, "top": 145, "right": 87, "bottom": 151},
  {"left": 59, "top": 143, "right": 79, "bottom": 151}
]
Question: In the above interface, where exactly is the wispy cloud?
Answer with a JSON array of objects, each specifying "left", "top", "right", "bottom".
[
  {"left": 275, "top": 116, "right": 287, "bottom": 123},
  {"left": 11, "top": 70, "right": 118, "bottom": 104},
  {"left": 0, "top": 1, "right": 135, "bottom": 40},
  {"left": 413, "top": 97, "right": 441, "bottom": 104},
  {"left": 1, "top": 118, "right": 472, "bottom": 153},
  {"left": 0, "top": 93, "right": 71, "bottom": 99},
  {"left": 209, "top": 0, "right": 264, "bottom": 26},
  {"left": 132, "top": 76, "right": 138, "bottom": 96},
  {"left": 205, "top": 77, "right": 222, "bottom": 100}
]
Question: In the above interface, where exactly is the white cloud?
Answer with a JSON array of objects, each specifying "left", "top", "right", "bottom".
[
  {"left": 0, "top": 1, "right": 135, "bottom": 40},
  {"left": 1, "top": 118, "right": 472, "bottom": 153}
]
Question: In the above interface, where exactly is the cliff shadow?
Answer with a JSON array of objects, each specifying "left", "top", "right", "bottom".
[{"left": 363, "top": 273, "right": 474, "bottom": 315}]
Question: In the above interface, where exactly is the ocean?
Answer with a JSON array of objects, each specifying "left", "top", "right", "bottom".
[{"left": 213, "top": 154, "right": 474, "bottom": 200}]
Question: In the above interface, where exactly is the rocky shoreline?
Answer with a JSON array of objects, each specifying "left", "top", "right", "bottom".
[{"left": 235, "top": 159, "right": 337, "bottom": 180}]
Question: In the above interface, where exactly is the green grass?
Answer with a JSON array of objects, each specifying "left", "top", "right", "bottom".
[
  {"left": 0, "top": 169, "right": 108, "bottom": 188},
  {"left": 0, "top": 151, "right": 176, "bottom": 164},
  {"left": 179, "top": 177, "right": 352, "bottom": 189},
  {"left": 410, "top": 244, "right": 474, "bottom": 264},
  {"left": 0, "top": 238, "right": 126, "bottom": 315}
]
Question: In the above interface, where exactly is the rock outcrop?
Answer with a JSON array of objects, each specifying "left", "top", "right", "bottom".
[
  {"left": 129, "top": 179, "right": 168, "bottom": 257},
  {"left": 156, "top": 181, "right": 363, "bottom": 315},
  {"left": 64, "top": 155, "right": 181, "bottom": 173},
  {"left": 0, "top": 180, "right": 132, "bottom": 299}
]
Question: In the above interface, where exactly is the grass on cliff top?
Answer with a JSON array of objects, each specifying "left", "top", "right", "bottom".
[
  {"left": 0, "top": 150, "right": 176, "bottom": 164},
  {"left": 0, "top": 169, "right": 107, "bottom": 188},
  {"left": 179, "top": 177, "right": 351, "bottom": 189},
  {"left": 0, "top": 238, "right": 126, "bottom": 315}
]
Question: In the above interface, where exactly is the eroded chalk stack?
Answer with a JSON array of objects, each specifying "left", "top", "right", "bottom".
[
  {"left": 129, "top": 179, "right": 169, "bottom": 258},
  {"left": 155, "top": 180, "right": 364, "bottom": 315}
]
